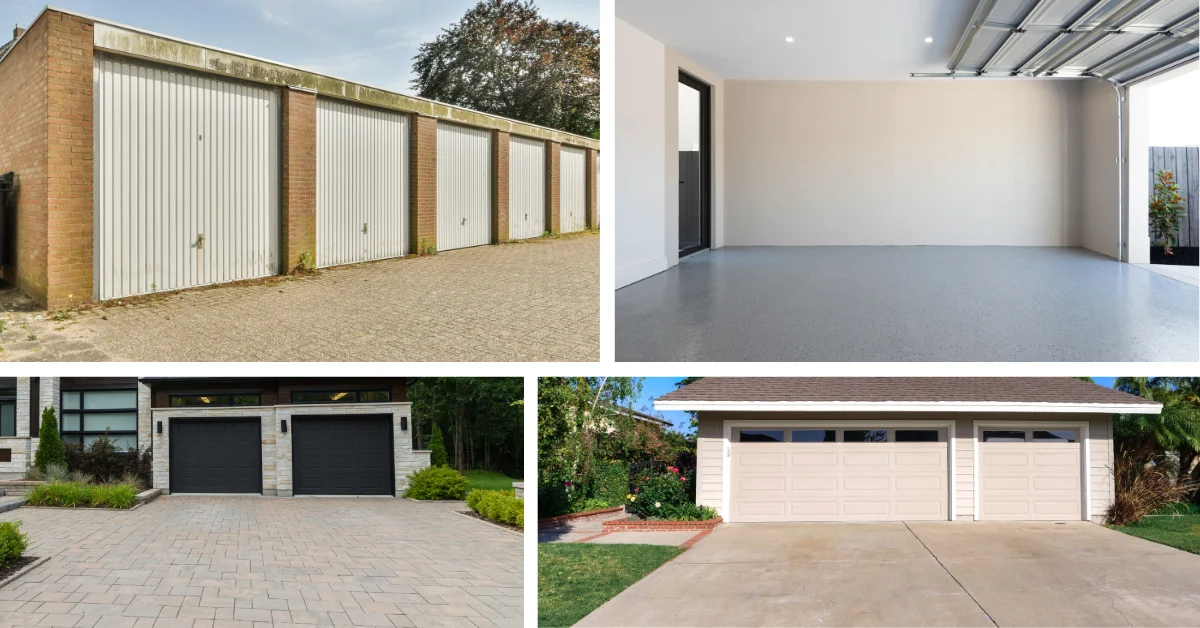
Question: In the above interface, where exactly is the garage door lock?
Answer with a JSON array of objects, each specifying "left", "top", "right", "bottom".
[{"left": 196, "top": 233, "right": 205, "bottom": 249}]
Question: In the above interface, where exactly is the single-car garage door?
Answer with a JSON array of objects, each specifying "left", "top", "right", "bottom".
[
  {"left": 169, "top": 418, "right": 262, "bottom": 494},
  {"left": 292, "top": 415, "right": 393, "bottom": 495},
  {"left": 560, "top": 146, "right": 587, "bottom": 233},
  {"left": 729, "top": 426, "right": 948, "bottom": 522},
  {"left": 978, "top": 428, "right": 1082, "bottom": 521},
  {"left": 509, "top": 135, "right": 546, "bottom": 240},
  {"left": 437, "top": 122, "right": 492, "bottom": 251}
]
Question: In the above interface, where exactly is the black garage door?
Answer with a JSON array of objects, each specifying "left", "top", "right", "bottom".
[
  {"left": 292, "top": 415, "right": 393, "bottom": 495},
  {"left": 169, "top": 418, "right": 262, "bottom": 494}
]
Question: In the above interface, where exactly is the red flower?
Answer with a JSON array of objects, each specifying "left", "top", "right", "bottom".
[{"left": 680, "top": 476, "right": 687, "bottom": 482}]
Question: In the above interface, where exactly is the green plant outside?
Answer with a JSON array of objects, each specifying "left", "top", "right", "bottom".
[
  {"left": 538, "top": 544, "right": 684, "bottom": 628},
  {"left": 429, "top": 424, "right": 449, "bottom": 468},
  {"left": 25, "top": 481, "right": 139, "bottom": 509},
  {"left": 0, "top": 521, "right": 28, "bottom": 564},
  {"left": 34, "top": 407, "right": 66, "bottom": 472},
  {"left": 404, "top": 466, "right": 468, "bottom": 500},
  {"left": 466, "top": 489, "right": 524, "bottom": 527},
  {"left": 464, "top": 470, "right": 517, "bottom": 492},
  {"left": 1109, "top": 512, "right": 1200, "bottom": 555}
]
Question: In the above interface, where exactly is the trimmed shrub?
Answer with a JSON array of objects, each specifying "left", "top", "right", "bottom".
[
  {"left": 405, "top": 466, "right": 469, "bottom": 500},
  {"left": 625, "top": 464, "right": 716, "bottom": 520},
  {"left": 467, "top": 489, "right": 524, "bottom": 527},
  {"left": 0, "top": 521, "right": 27, "bottom": 565},
  {"left": 24, "top": 482, "right": 139, "bottom": 509},
  {"left": 429, "top": 424, "right": 449, "bottom": 467},
  {"left": 570, "top": 497, "right": 612, "bottom": 513},
  {"left": 63, "top": 435, "right": 152, "bottom": 486},
  {"left": 593, "top": 460, "right": 629, "bottom": 507},
  {"left": 33, "top": 407, "right": 66, "bottom": 472}
]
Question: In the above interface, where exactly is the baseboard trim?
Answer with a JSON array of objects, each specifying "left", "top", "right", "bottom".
[{"left": 616, "top": 256, "right": 669, "bottom": 289}]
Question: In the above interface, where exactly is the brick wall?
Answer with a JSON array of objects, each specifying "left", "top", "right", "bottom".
[
  {"left": 281, "top": 87, "right": 317, "bottom": 271},
  {"left": 586, "top": 147, "right": 598, "bottom": 229},
  {"left": 492, "top": 130, "right": 510, "bottom": 244},
  {"left": 547, "top": 141, "right": 561, "bottom": 234},
  {"left": 410, "top": 114, "right": 438, "bottom": 253},
  {"left": 0, "top": 15, "right": 49, "bottom": 305}
]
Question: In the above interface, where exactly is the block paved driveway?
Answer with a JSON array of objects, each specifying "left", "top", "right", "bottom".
[
  {"left": 0, "top": 234, "right": 597, "bottom": 362},
  {"left": 0, "top": 496, "right": 522, "bottom": 627},
  {"left": 579, "top": 521, "right": 1200, "bottom": 627}
]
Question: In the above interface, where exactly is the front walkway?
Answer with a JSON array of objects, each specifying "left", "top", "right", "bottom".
[
  {"left": 0, "top": 233, "right": 598, "bottom": 362},
  {"left": 0, "top": 496, "right": 523, "bottom": 627}
]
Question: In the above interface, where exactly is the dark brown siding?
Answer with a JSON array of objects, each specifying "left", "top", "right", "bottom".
[
  {"left": 149, "top": 378, "right": 407, "bottom": 408},
  {"left": 60, "top": 377, "right": 138, "bottom": 391}
]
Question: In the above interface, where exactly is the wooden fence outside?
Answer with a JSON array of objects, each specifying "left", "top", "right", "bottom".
[{"left": 1149, "top": 146, "right": 1199, "bottom": 248}]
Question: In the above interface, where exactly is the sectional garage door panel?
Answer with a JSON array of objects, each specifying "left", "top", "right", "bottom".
[
  {"left": 509, "top": 135, "right": 546, "bottom": 240},
  {"left": 316, "top": 100, "right": 410, "bottom": 267},
  {"left": 93, "top": 56, "right": 280, "bottom": 301},
  {"left": 437, "top": 123, "right": 492, "bottom": 251},
  {"left": 979, "top": 441, "right": 1082, "bottom": 521},
  {"left": 292, "top": 415, "right": 393, "bottom": 495},
  {"left": 169, "top": 419, "right": 262, "bottom": 494},
  {"left": 730, "top": 441, "right": 948, "bottom": 522},
  {"left": 560, "top": 146, "right": 587, "bottom": 233}
]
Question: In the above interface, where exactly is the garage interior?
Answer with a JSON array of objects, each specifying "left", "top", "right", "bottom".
[{"left": 615, "top": 0, "right": 1200, "bottom": 362}]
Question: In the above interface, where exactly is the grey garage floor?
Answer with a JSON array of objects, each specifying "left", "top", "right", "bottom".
[
  {"left": 615, "top": 246, "right": 1200, "bottom": 362},
  {"left": 578, "top": 521, "right": 1200, "bottom": 627}
]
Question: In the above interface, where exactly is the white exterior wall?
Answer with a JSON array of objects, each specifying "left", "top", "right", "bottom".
[
  {"left": 316, "top": 99, "right": 410, "bottom": 267},
  {"left": 724, "top": 80, "right": 1083, "bottom": 247},
  {"left": 560, "top": 146, "right": 587, "bottom": 233},
  {"left": 509, "top": 135, "right": 547, "bottom": 240},
  {"left": 93, "top": 55, "right": 280, "bottom": 300},
  {"left": 437, "top": 122, "right": 492, "bottom": 251}
]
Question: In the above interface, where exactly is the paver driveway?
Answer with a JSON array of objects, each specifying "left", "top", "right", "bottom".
[
  {"left": 0, "top": 496, "right": 523, "bottom": 627},
  {"left": 0, "top": 233, "right": 598, "bottom": 362},
  {"left": 578, "top": 521, "right": 1200, "bottom": 627}
]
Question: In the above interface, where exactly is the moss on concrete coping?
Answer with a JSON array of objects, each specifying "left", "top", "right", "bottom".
[{"left": 91, "top": 21, "right": 599, "bottom": 150}]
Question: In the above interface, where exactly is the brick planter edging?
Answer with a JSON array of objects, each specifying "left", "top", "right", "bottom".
[
  {"left": 538, "top": 505, "right": 624, "bottom": 526},
  {"left": 602, "top": 517, "right": 723, "bottom": 532}
]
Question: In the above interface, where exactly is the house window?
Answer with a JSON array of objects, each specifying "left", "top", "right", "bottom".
[
  {"left": 1032, "top": 430, "right": 1077, "bottom": 443},
  {"left": 982, "top": 430, "right": 1026, "bottom": 442},
  {"left": 844, "top": 429, "right": 888, "bottom": 442},
  {"left": 895, "top": 429, "right": 939, "bottom": 442},
  {"left": 170, "top": 394, "right": 261, "bottom": 407},
  {"left": 738, "top": 430, "right": 784, "bottom": 443},
  {"left": 291, "top": 390, "right": 392, "bottom": 404},
  {"left": 0, "top": 389, "right": 15, "bottom": 437},
  {"left": 791, "top": 429, "right": 835, "bottom": 442},
  {"left": 61, "top": 389, "right": 138, "bottom": 450}
]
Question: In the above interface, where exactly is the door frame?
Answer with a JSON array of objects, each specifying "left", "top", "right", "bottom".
[
  {"left": 168, "top": 416, "right": 264, "bottom": 495},
  {"left": 972, "top": 420, "right": 1090, "bottom": 521},
  {"left": 290, "top": 413, "right": 396, "bottom": 496},
  {"left": 678, "top": 70, "right": 711, "bottom": 259},
  {"left": 722, "top": 419, "right": 956, "bottom": 522}
]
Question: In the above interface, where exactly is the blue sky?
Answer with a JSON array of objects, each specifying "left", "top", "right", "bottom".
[
  {"left": 1, "top": 0, "right": 597, "bottom": 92},
  {"left": 636, "top": 377, "right": 1123, "bottom": 433}
]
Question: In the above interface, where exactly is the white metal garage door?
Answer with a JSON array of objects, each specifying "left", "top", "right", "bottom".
[
  {"left": 978, "top": 428, "right": 1082, "bottom": 521},
  {"left": 509, "top": 135, "right": 546, "bottom": 240},
  {"left": 560, "top": 145, "right": 587, "bottom": 233},
  {"left": 729, "top": 427, "right": 948, "bottom": 522},
  {"left": 437, "top": 122, "right": 492, "bottom": 251},
  {"left": 93, "top": 56, "right": 280, "bottom": 301},
  {"left": 316, "top": 99, "right": 409, "bottom": 267}
]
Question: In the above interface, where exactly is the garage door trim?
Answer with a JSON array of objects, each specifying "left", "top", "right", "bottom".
[
  {"left": 168, "top": 417, "right": 263, "bottom": 495},
  {"left": 722, "top": 419, "right": 956, "bottom": 523},
  {"left": 972, "top": 420, "right": 1090, "bottom": 522}
]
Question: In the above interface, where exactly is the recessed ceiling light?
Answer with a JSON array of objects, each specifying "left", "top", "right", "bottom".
[
  {"left": 785, "top": 36, "right": 794, "bottom": 43},
  {"left": 924, "top": 37, "right": 934, "bottom": 43}
]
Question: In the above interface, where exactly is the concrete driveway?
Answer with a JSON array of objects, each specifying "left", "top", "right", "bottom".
[
  {"left": 578, "top": 522, "right": 1200, "bottom": 627},
  {"left": 0, "top": 496, "right": 522, "bottom": 627},
  {"left": 0, "top": 233, "right": 598, "bottom": 362}
]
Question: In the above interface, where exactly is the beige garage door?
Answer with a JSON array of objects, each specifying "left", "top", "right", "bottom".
[
  {"left": 729, "top": 427, "right": 948, "bottom": 522},
  {"left": 978, "top": 428, "right": 1082, "bottom": 521}
]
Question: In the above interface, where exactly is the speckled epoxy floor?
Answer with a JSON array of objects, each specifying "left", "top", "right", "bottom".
[{"left": 615, "top": 246, "right": 1200, "bottom": 362}]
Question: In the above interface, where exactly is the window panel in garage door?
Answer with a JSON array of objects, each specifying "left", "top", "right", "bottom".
[
  {"left": 169, "top": 418, "right": 262, "bottom": 494},
  {"left": 437, "top": 123, "right": 492, "bottom": 251},
  {"left": 316, "top": 99, "right": 409, "bottom": 267},
  {"left": 93, "top": 56, "right": 280, "bottom": 300},
  {"left": 729, "top": 427, "right": 947, "bottom": 522},
  {"left": 560, "top": 146, "right": 587, "bottom": 233},
  {"left": 509, "top": 135, "right": 546, "bottom": 240},
  {"left": 979, "top": 429, "right": 1082, "bottom": 521}
]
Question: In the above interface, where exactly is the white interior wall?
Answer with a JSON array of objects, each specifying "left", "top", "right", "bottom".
[
  {"left": 724, "top": 80, "right": 1084, "bottom": 247},
  {"left": 1080, "top": 78, "right": 1121, "bottom": 260}
]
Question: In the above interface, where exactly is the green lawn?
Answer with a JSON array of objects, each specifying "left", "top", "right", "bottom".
[
  {"left": 464, "top": 470, "right": 519, "bottom": 492},
  {"left": 538, "top": 544, "right": 684, "bottom": 627},
  {"left": 1110, "top": 510, "right": 1200, "bottom": 555}
]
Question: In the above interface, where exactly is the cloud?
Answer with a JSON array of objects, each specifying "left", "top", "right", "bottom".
[{"left": 260, "top": 9, "right": 290, "bottom": 26}]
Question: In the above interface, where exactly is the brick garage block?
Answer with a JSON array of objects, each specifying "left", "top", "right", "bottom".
[
  {"left": 492, "top": 130, "right": 510, "bottom": 243},
  {"left": 546, "top": 140, "right": 561, "bottom": 234},
  {"left": 586, "top": 147, "right": 599, "bottom": 229},
  {"left": 411, "top": 114, "right": 438, "bottom": 253},
  {"left": 281, "top": 87, "right": 317, "bottom": 271}
]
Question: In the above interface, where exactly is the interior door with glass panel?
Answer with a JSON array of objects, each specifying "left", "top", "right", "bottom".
[{"left": 678, "top": 71, "right": 710, "bottom": 257}]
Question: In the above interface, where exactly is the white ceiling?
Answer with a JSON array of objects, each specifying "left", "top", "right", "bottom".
[{"left": 615, "top": 0, "right": 979, "bottom": 80}]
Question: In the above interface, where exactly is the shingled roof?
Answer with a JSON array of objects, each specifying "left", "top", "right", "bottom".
[{"left": 657, "top": 378, "right": 1159, "bottom": 407}]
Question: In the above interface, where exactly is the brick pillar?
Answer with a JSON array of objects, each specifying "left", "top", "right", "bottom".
[
  {"left": 546, "top": 140, "right": 562, "bottom": 234},
  {"left": 44, "top": 11, "right": 94, "bottom": 310},
  {"left": 492, "top": 130, "right": 510, "bottom": 243},
  {"left": 411, "top": 114, "right": 438, "bottom": 253},
  {"left": 281, "top": 87, "right": 317, "bottom": 272},
  {"left": 585, "top": 147, "right": 599, "bottom": 229}
]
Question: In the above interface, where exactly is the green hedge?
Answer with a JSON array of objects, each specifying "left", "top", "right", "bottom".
[
  {"left": 593, "top": 460, "right": 629, "bottom": 507},
  {"left": 467, "top": 489, "right": 524, "bottom": 527},
  {"left": 25, "top": 481, "right": 138, "bottom": 509},
  {"left": 0, "top": 521, "right": 27, "bottom": 564},
  {"left": 405, "top": 466, "right": 469, "bottom": 500}
]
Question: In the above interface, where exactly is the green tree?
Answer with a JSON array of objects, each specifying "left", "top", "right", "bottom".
[
  {"left": 673, "top": 377, "right": 703, "bottom": 434},
  {"left": 33, "top": 407, "right": 66, "bottom": 472},
  {"left": 429, "top": 424, "right": 449, "bottom": 467},
  {"left": 1114, "top": 377, "right": 1200, "bottom": 474},
  {"left": 411, "top": 0, "right": 599, "bottom": 138},
  {"left": 410, "top": 378, "right": 523, "bottom": 474}
]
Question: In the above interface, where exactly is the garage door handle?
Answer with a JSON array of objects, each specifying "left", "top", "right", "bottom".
[
  {"left": 196, "top": 233, "right": 204, "bottom": 249},
  {"left": 461, "top": 218, "right": 466, "bottom": 226},
  {"left": 363, "top": 222, "right": 368, "bottom": 234}
]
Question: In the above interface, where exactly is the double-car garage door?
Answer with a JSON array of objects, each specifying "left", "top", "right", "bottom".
[{"left": 169, "top": 415, "right": 393, "bottom": 495}]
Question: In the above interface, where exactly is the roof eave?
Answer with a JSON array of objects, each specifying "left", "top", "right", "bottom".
[{"left": 654, "top": 400, "right": 1163, "bottom": 414}]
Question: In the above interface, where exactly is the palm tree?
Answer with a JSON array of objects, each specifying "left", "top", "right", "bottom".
[{"left": 1114, "top": 377, "right": 1200, "bottom": 483}]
